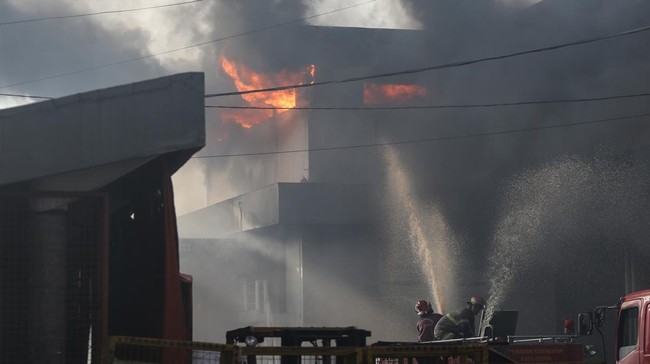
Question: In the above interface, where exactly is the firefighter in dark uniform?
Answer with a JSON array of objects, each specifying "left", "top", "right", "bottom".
[
  {"left": 415, "top": 299, "right": 443, "bottom": 342},
  {"left": 434, "top": 296, "right": 486, "bottom": 340}
]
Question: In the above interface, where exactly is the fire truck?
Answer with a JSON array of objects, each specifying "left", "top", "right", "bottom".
[
  {"left": 578, "top": 288, "right": 650, "bottom": 364},
  {"left": 105, "top": 290, "right": 650, "bottom": 364}
]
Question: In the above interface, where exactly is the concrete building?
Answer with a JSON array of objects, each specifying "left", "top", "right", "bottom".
[
  {"left": 179, "top": 27, "right": 481, "bottom": 342},
  {"left": 0, "top": 72, "right": 205, "bottom": 362},
  {"left": 178, "top": 112, "right": 382, "bottom": 340},
  {"left": 179, "top": 19, "right": 650, "bottom": 346}
]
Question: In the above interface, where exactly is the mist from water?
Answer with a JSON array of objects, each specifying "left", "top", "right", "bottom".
[
  {"left": 381, "top": 145, "right": 461, "bottom": 313},
  {"left": 485, "top": 153, "right": 650, "bottom": 323}
]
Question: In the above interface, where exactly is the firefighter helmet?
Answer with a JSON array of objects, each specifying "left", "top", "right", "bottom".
[
  {"left": 467, "top": 296, "right": 486, "bottom": 308},
  {"left": 415, "top": 299, "right": 432, "bottom": 313}
]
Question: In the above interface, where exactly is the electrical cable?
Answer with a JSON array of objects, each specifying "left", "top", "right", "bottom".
[
  {"left": 191, "top": 112, "right": 650, "bottom": 159},
  {"left": 204, "top": 24, "right": 650, "bottom": 98},
  {"left": 204, "top": 91, "right": 650, "bottom": 110},
  {"left": 0, "top": 0, "right": 203, "bottom": 26},
  {"left": 0, "top": 0, "right": 376, "bottom": 91},
  {"left": 7, "top": 89, "right": 650, "bottom": 105}
]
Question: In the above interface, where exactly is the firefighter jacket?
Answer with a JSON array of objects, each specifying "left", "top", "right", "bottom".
[
  {"left": 433, "top": 307, "right": 475, "bottom": 340},
  {"left": 417, "top": 312, "right": 443, "bottom": 342}
]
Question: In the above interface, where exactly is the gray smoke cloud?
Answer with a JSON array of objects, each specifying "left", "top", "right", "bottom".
[{"left": 4, "top": 0, "right": 650, "bottom": 344}]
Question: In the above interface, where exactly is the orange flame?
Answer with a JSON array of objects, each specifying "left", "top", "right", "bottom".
[
  {"left": 220, "top": 56, "right": 315, "bottom": 128},
  {"left": 363, "top": 82, "right": 427, "bottom": 104}
]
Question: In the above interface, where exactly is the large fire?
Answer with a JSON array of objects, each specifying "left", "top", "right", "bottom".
[
  {"left": 363, "top": 82, "right": 428, "bottom": 104},
  {"left": 220, "top": 56, "right": 315, "bottom": 128}
]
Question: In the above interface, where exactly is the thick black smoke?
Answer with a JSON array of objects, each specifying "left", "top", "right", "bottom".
[
  {"left": 198, "top": 1, "right": 650, "bottom": 338},
  {"left": 5, "top": 0, "right": 650, "bottom": 343}
]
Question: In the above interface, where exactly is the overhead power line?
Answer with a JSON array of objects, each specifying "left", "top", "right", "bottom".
[
  {"left": 9, "top": 89, "right": 649, "bottom": 107},
  {"left": 191, "top": 112, "right": 650, "bottom": 159},
  {"left": 204, "top": 91, "right": 650, "bottom": 110},
  {"left": 0, "top": 0, "right": 376, "bottom": 91},
  {"left": 0, "top": 0, "right": 203, "bottom": 26},
  {"left": 204, "top": 24, "right": 650, "bottom": 99}
]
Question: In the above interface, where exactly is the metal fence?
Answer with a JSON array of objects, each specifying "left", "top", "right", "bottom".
[
  {"left": 0, "top": 192, "right": 108, "bottom": 363},
  {"left": 104, "top": 339, "right": 488, "bottom": 364},
  {"left": 105, "top": 336, "right": 237, "bottom": 364},
  {"left": 103, "top": 337, "right": 368, "bottom": 364}
]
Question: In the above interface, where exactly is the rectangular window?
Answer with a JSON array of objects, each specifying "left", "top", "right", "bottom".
[
  {"left": 646, "top": 304, "right": 650, "bottom": 354},
  {"left": 618, "top": 306, "right": 639, "bottom": 359},
  {"left": 242, "top": 278, "right": 267, "bottom": 312}
]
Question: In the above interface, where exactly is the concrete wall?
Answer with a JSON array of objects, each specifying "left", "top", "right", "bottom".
[
  {"left": 0, "top": 72, "right": 205, "bottom": 187},
  {"left": 179, "top": 222, "right": 388, "bottom": 342},
  {"left": 180, "top": 226, "right": 305, "bottom": 342},
  {"left": 179, "top": 182, "right": 373, "bottom": 239}
]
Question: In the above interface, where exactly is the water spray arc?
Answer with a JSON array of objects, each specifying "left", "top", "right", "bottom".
[
  {"left": 381, "top": 145, "right": 459, "bottom": 314},
  {"left": 485, "top": 154, "right": 650, "bottom": 325},
  {"left": 485, "top": 206, "right": 544, "bottom": 323}
]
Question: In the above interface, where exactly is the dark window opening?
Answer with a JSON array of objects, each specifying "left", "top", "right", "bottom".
[{"left": 617, "top": 306, "right": 639, "bottom": 360}]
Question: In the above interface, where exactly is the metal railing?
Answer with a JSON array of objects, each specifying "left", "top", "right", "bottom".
[
  {"left": 101, "top": 336, "right": 573, "bottom": 364},
  {"left": 104, "top": 336, "right": 237, "bottom": 364},
  {"left": 507, "top": 335, "right": 578, "bottom": 343}
]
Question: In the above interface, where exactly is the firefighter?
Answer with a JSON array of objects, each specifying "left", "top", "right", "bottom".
[
  {"left": 415, "top": 299, "right": 443, "bottom": 342},
  {"left": 434, "top": 296, "right": 486, "bottom": 340}
]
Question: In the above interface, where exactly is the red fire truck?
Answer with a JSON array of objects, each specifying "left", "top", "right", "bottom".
[
  {"left": 105, "top": 289, "right": 650, "bottom": 363},
  {"left": 579, "top": 288, "right": 650, "bottom": 364}
]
